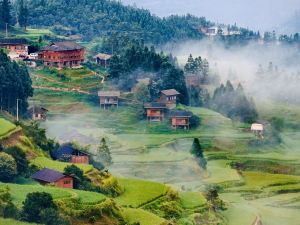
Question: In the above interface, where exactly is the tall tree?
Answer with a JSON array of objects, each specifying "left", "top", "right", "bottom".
[
  {"left": 1, "top": 0, "right": 11, "bottom": 28},
  {"left": 190, "top": 138, "right": 207, "bottom": 170},
  {"left": 18, "top": 0, "right": 28, "bottom": 30},
  {"left": 97, "top": 138, "right": 112, "bottom": 167}
]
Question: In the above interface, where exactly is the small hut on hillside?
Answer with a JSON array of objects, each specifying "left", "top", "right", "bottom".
[
  {"left": 93, "top": 53, "right": 112, "bottom": 68},
  {"left": 31, "top": 168, "right": 73, "bottom": 189},
  {"left": 52, "top": 143, "right": 90, "bottom": 164},
  {"left": 98, "top": 91, "right": 120, "bottom": 109},
  {"left": 251, "top": 123, "right": 264, "bottom": 134},
  {"left": 170, "top": 110, "right": 193, "bottom": 130},
  {"left": 158, "top": 89, "right": 180, "bottom": 109},
  {"left": 144, "top": 102, "right": 167, "bottom": 122},
  {"left": 28, "top": 106, "right": 48, "bottom": 121}
]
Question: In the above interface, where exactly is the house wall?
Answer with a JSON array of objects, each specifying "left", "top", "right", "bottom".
[
  {"left": 158, "top": 94, "right": 177, "bottom": 109},
  {"left": 71, "top": 155, "right": 89, "bottom": 164},
  {"left": 172, "top": 117, "right": 190, "bottom": 129},
  {"left": 54, "top": 177, "right": 73, "bottom": 189},
  {"left": 0, "top": 44, "right": 29, "bottom": 56}
]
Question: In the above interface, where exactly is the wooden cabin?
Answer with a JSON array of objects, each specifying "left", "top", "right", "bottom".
[
  {"left": 38, "top": 41, "right": 85, "bottom": 69},
  {"left": 52, "top": 143, "right": 90, "bottom": 164},
  {"left": 93, "top": 53, "right": 112, "bottom": 68},
  {"left": 0, "top": 38, "right": 29, "bottom": 59},
  {"left": 144, "top": 102, "right": 167, "bottom": 122},
  {"left": 31, "top": 168, "right": 73, "bottom": 189},
  {"left": 170, "top": 110, "right": 193, "bottom": 130},
  {"left": 98, "top": 91, "right": 120, "bottom": 109},
  {"left": 158, "top": 89, "right": 180, "bottom": 109},
  {"left": 28, "top": 106, "right": 48, "bottom": 121}
]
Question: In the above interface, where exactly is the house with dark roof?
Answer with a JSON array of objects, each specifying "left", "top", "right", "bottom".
[
  {"left": 93, "top": 53, "right": 112, "bottom": 68},
  {"left": 52, "top": 143, "right": 90, "bottom": 164},
  {"left": 144, "top": 102, "right": 167, "bottom": 122},
  {"left": 28, "top": 106, "right": 48, "bottom": 121},
  {"left": 0, "top": 38, "right": 29, "bottom": 58},
  {"left": 31, "top": 168, "right": 73, "bottom": 188},
  {"left": 98, "top": 91, "right": 120, "bottom": 109},
  {"left": 158, "top": 89, "right": 180, "bottom": 109},
  {"left": 170, "top": 110, "right": 193, "bottom": 130},
  {"left": 38, "top": 41, "right": 85, "bottom": 68}
]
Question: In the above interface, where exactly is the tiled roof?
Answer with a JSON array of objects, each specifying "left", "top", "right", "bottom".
[
  {"left": 52, "top": 143, "right": 89, "bottom": 160},
  {"left": 41, "top": 41, "right": 84, "bottom": 51},
  {"left": 94, "top": 53, "right": 112, "bottom": 60},
  {"left": 98, "top": 91, "right": 120, "bottom": 97},
  {"left": 0, "top": 38, "right": 28, "bottom": 45},
  {"left": 144, "top": 102, "right": 167, "bottom": 108},
  {"left": 28, "top": 106, "right": 48, "bottom": 114},
  {"left": 31, "top": 168, "right": 66, "bottom": 183},
  {"left": 170, "top": 110, "right": 193, "bottom": 117},
  {"left": 161, "top": 89, "right": 180, "bottom": 96}
]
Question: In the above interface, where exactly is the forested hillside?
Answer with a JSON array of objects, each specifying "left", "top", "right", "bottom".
[{"left": 26, "top": 0, "right": 211, "bottom": 43}]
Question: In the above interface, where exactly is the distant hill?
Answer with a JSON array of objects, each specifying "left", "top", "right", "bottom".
[{"left": 26, "top": 0, "right": 212, "bottom": 43}]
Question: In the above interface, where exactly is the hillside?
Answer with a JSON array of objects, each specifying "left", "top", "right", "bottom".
[{"left": 26, "top": 0, "right": 211, "bottom": 43}]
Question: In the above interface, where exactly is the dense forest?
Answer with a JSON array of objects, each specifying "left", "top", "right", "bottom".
[
  {"left": 25, "top": 0, "right": 211, "bottom": 43},
  {"left": 0, "top": 51, "right": 33, "bottom": 115}
]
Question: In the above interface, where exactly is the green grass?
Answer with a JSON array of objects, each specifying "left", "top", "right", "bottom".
[
  {"left": 180, "top": 192, "right": 207, "bottom": 209},
  {"left": 31, "top": 157, "right": 93, "bottom": 173},
  {"left": 123, "top": 208, "right": 165, "bottom": 225},
  {"left": 115, "top": 178, "right": 168, "bottom": 207},
  {"left": 0, "top": 218, "right": 37, "bottom": 225},
  {"left": 0, "top": 118, "right": 16, "bottom": 137},
  {"left": 0, "top": 182, "right": 106, "bottom": 208}
]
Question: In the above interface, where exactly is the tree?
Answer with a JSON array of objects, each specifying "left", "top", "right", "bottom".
[
  {"left": 1, "top": 0, "right": 11, "bottom": 28},
  {"left": 0, "top": 152, "right": 17, "bottom": 182},
  {"left": 134, "top": 83, "right": 150, "bottom": 103},
  {"left": 96, "top": 138, "right": 112, "bottom": 167},
  {"left": 18, "top": 0, "right": 28, "bottom": 30},
  {"left": 64, "top": 164, "right": 84, "bottom": 189},
  {"left": 190, "top": 138, "right": 207, "bottom": 170},
  {"left": 0, "top": 186, "right": 18, "bottom": 218},
  {"left": 3, "top": 146, "right": 29, "bottom": 176},
  {"left": 22, "top": 192, "right": 57, "bottom": 223},
  {"left": 39, "top": 207, "right": 67, "bottom": 225}
]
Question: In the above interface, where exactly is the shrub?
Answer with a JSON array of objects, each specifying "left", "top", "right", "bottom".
[
  {"left": 0, "top": 187, "right": 19, "bottom": 219},
  {"left": 0, "top": 152, "right": 17, "bottom": 182},
  {"left": 3, "top": 146, "right": 29, "bottom": 176}
]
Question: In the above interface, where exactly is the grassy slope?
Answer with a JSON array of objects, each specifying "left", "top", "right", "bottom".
[
  {"left": 0, "top": 182, "right": 106, "bottom": 208},
  {"left": 31, "top": 156, "right": 94, "bottom": 173},
  {"left": 0, "top": 118, "right": 17, "bottom": 137},
  {"left": 123, "top": 208, "right": 165, "bottom": 225},
  {"left": 0, "top": 218, "right": 37, "bottom": 225}
]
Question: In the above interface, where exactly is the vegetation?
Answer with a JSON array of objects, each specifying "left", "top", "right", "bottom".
[
  {"left": 0, "top": 118, "right": 17, "bottom": 138},
  {"left": 94, "top": 137, "right": 112, "bottom": 168},
  {"left": 190, "top": 138, "right": 207, "bottom": 170},
  {"left": 0, "top": 152, "right": 17, "bottom": 182},
  {"left": 2, "top": 146, "right": 29, "bottom": 176}
]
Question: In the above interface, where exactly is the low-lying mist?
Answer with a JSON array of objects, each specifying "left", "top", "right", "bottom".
[{"left": 163, "top": 40, "right": 300, "bottom": 104}]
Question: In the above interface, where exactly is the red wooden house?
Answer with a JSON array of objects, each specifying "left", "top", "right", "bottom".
[
  {"left": 170, "top": 110, "right": 193, "bottom": 130},
  {"left": 31, "top": 168, "right": 73, "bottom": 189},
  {"left": 52, "top": 143, "right": 90, "bottom": 164},
  {"left": 0, "top": 38, "right": 29, "bottom": 59},
  {"left": 38, "top": 41, "right": 85, "bottom": 68},
  {"left": 158, "top": 89, "right": 180, "bottom": 109},
  {"left": 144, "top": 102, "right": 167, "bottom": 122}
]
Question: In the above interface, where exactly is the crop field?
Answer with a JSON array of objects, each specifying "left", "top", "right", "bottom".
[
  {"left": 115, "top": 178, "right": 168, "bottom": 207},
  {"left": 31, "top": 156, "right": 94, "bottom": 173},
  {"left": 179, "top": 191, "right": 207, "bottom": 209},
  {"left": 0, "top": 118, "right": 17, "bottom": 137},
  {"left": 0, "top": 183, "right": 106, "bottom": 208},
  {"left": 123, "top": 208, "right": 165, "bottom": 225}
]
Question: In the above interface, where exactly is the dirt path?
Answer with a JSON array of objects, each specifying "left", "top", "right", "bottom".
[
  {"left": 32, "top": 85, "right": 90, "bottom": 95},
  {"left": 252, "top": 216, "right": 263, "bottom": 225}
]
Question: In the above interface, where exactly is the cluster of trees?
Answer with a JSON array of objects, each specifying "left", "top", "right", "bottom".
[
  {"left": 26, "top": 0, "right": 211, "bottom": 43},
  {"left": 0, "top": 51, "right": 33, "bottom": 115},
  {"left": 0, "top": 0, "right": 28, "bottom": 30},
  {"left": 184, "top": 54, "right": 210, "bottom": 84},
  {"left": 108, "top": 42, "right": 189, "bottom": 104},
  {"left": 210, "top": 81, "right": 258, "bottom": 123}
]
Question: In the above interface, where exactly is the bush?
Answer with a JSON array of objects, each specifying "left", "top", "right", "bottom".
[
  {"left": 3, "top": 146, "right": 29, "bottom": 176},
  {"left": 0, "top": 187, "right": 19, "bottom": 219},
  {"left": 39, "top": 208, "right": 68, "bottom": 225},
  {"left": 0, "top": 152, "right": 17, "bottom": 182},
  {"left": 22, "top": 192, "right": 57, "bottom": 223}
]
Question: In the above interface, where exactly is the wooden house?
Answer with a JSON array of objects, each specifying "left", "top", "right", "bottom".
[
  {"left": 28, "top": 106, "right": 48, "bottom": 121},
  {"left": 0, "top": 38, "right": 29, "bottom": 59},
  {"left": 93, "top": 53, "right": 112, "bottom": 68},
  {"left": 38, "top": 41, "right": 85, "bottom": 68},
  {"left": 144, "top": 102, "right": 167, "bottom": 122},
  {"left": 52, "top": 143, "right": 90, "bottom": 164},
  {"left": 98, "top": 91, "right": 120, "bottom": 109},
  {"left": 31, "top": 168, "right": 73, "bottom": 189},
  {"left": 158, "top": 89, "right": 180, "bottom": 109},
  {"left": 170, "top": 110, "right": 193, "bottom": 130}
]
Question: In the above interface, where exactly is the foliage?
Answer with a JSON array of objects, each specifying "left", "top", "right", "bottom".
[
  {"left": 17, "top": 0, "right": 28, "bottom": 29},
  {"left": 25, "top": 0, "right": 211, "bottom": 43},
  {"left": 184, "top": 54, "right": 211, "bottom": 84},
  {"left": 190, "top": 138, "right": 207, "bottom": 170},
  {"left": 39, "top": 207, "right": 68, "bottom": 225},
  {"left": 3, "top": 146, "right": 29, "bottom": 176},
  {"left": 123, "top": 208, "right": 165, "bottom": 225},
  {"left": 0, "top": 51, "right": 33, "bottom": 115},
  {"left": 205, "top": 188, "right": 226, "bottom": 212},
  {"left": 0, "top": 152, "right": 17, "bottom": 182},
  {"left": 0, "top": 118, "right": 17, "bottom": 137},
  {"left": 189, "top": 86, "right": 210, "bottom": 107},
  {"left": 94, "top": 138, "right": 112, "bottom": 167},
  {"left": 64, "top": 164, "right": 86, "bottom": 189},
  {"left": 210, "top": 81, "right": 258, "bottom": 123},
  {"left": 21, "top": 192, "right": 58, "bottom": 223},
  {"left": 0, "top": 186, "right": 19, "bottom": 219},
  {"left": 0, "top": 0, "right": 11, "bottom": 28}
]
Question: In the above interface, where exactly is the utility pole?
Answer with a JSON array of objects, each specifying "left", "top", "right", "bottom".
[
  {"left": 5, "top": 23, "right": 8, "bottom": 38},
  {"left": 16, "top": 99, "right": 20, "bottom": 121}
]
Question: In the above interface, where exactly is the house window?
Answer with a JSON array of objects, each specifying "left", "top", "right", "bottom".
[{"left": 64, "top": 180, "right": 71, "bottom": 185}]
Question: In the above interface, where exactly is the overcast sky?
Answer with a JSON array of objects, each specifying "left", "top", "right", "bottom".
[{"left": 122, "top": 0, "right": 300, "bottom": 32}]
